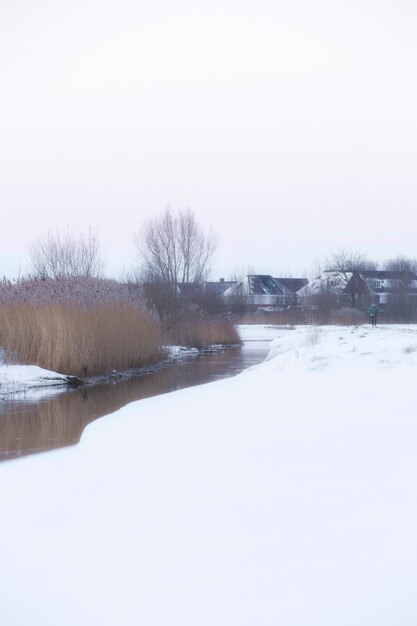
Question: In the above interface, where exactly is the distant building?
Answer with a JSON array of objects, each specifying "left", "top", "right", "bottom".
[
  {"left": 223, "top": 275, "right": 308, "bottom": 311},
  {"left": 304, "top": 269, "right": 417, "bottom": 310},
  {"left": 177, "top": 279, "right": 237, "bottom": 299},
  {"left": 175, "top": 279, "right": 238, "bottom": 315},
  {"left": 275, "top": 277, "right": 309, "bottom": 296}
]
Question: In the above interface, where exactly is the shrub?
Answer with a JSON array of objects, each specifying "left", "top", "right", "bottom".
[
  {"left": 0, "top": 276, "right": 143, "bottom": 308},
  {"left": 0, "top": 277, "right": 241, "bottom": 375},
  {"left": 236, "top": 309, "right": 308, "bottom": 325},
  {"left": 328, "top": 307, "right": 365, "bottom": 325},
  {"left": 168, "top": 319, "right": 240, "bottom": 348}
]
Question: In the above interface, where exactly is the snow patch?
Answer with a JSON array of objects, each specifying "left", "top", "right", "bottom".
[{"left": 0, "top": 364, "right": 69, "bottom": 399}]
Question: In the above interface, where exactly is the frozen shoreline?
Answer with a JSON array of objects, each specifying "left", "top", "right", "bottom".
[
  {"left": 1, "top": 324, "right": 417, "bottom": 625},
  {"left": 0, "top": 342, "right": 240, "bottom": 400},
  {"left": 0, "top": 363, "right": 77, "bottom": 400}
]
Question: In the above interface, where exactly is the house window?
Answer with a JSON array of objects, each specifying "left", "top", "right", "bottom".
[{"left": 373, "top": 280, "right": 382, "bottom": 289}]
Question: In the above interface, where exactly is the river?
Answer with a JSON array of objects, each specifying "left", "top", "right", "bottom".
[{"left": 0, "top": 339, "right": 271, "bottom": 462}]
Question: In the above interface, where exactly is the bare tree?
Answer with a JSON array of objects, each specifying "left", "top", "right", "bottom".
[
  {"left": 223, "top": 271, "right": 251, "bottom": 319},
  {"left": 383, "top": 255, "right": 417, "bottom": 274},
  {"left": 325, "top": 249, "right": 377, "bottom": 307},
  {"left": 326, "top": 249, "right": 377, "bottom": 273},
  {"left": 28, "top": 228, "right": 106, "bottom": 279},
  {"left": 135, "top": 207, "right": 217, "bottom": 285},
  {"left": 382, "top": 256, "right": 417, "bottom": 321},
  {"left": 304, "top": 282, "right": 339, "bottom": 324}
]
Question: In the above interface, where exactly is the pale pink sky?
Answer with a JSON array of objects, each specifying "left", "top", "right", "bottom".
[{"left": 1, "top": 0, "right": 416, "bottom": 279}]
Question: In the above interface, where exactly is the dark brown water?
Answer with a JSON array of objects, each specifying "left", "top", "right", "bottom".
[{"left": 0, "top": 340, "right": 270, "bottom": 462}]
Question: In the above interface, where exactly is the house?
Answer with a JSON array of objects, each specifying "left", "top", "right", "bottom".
[
  {"left": 177, "top": 279, "right": 237, "bottom": 299},
  {"left": 275, "top": 277, "right": 309, "bottom": 296},
  {"left": 223, "top": 275, "right": 308, "bottom": 311},
  {"left": 304, "top": 269, "right": 417, "bottom": 309},
  {"left": 175, "top": 279, "right": 238, "bottom": 314},
  {"left": 359, "top": 270, "right": 417, "bottom": 306}
]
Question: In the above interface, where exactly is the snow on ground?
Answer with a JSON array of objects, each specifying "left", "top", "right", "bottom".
[
  {"left": 238, "top": 323, "right": 296, "bottom": 342},
  {"left": 165, "top": 345, "right": 200, "bottom": 358},
  {"left": 0, "top": 363, "right": 70, "bottom": 399},
  {"left": 0, "top": 346, "right": 199, "bottom": 399},
  {"left": 1, "top": 324, "right": 417, "bottom": 625}
]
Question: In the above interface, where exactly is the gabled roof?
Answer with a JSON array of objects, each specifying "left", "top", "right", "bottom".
[
  {"left": 201, "top": 281, "right": 237, "bottom": 295},
  {"left": 360, "top": 270, "right": 417, "bottom": 281},
  {"left": 247, "top": 275, "right": 291, "bottom": 296},
  {"left": 305, "top": 269, "right": 417, "bottom": 299},
  {"left": 323, "top": 269, "right": 417, "bottom": 281},
  {"left": 177, "top": 282, "right": 200, "bottom": 297},
  {"left": 307, "top": 271, "right": 353, "bottom": 292},
  {"left": 177, "top": 281, "right": 237, "bottom": 297},
  {"left": 275, "top": 278, "right": 309, "bottom": 294}
]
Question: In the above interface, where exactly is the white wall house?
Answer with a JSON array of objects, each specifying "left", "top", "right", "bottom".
[
  {"left": 302, "top": 269, "right": 417, "bottom": 308},
  {"left": 223, "top": 275, "right": 306, "bottom": 310}
]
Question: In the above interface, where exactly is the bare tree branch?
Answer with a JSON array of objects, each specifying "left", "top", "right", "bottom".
[
  {"left": 325, "top": 249, "right": 377, "bottom": 307},
  {"left": 28, "top": 228, "right": 106, "bottom": 279},
  {"left": 135, "top": 206, "right": 217, "bottom": 285}
]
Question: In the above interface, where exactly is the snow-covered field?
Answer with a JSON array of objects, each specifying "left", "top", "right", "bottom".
[{"left": 1, "top": 324, "right": 417, "bottom": 625}]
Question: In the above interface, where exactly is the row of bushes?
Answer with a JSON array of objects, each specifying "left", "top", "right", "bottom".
[
  {"left": 0, "top": 302, "right": 241, "bottom": 377},
  {"left": 237, "top": 307, "right": 366, "bottom": 326},
  {"left": 170, "top": 319, "right": 240, "bottom": 348},
  {"left": 0, "top": 282, "right": 241, "bottom": 376}
]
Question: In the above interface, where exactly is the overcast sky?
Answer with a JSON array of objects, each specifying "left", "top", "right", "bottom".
[{"left": 1, "top": 0, "right": 416, "bottom": 280}]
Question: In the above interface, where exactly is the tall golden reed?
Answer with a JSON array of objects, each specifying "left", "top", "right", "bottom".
[
  {"left": 169, "top": 319, "right": 240, "bottom": 348},
  {"left": 0, "top": 302, "right": 165, "bottom": 377}
]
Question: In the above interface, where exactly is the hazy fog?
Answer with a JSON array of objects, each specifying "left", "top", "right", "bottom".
[{"left": 1, "top": 0, "right": 416, "bottom": 279}]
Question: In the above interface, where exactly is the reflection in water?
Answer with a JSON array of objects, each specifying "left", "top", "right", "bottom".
[{"left": 0, "top": 341, "right": 270, "bottom": 462}]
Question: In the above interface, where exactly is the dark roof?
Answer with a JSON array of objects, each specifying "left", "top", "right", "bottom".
[
  {"left": 177, "top": 281, "right": 237, "bottom": 297},
  {"left": 247, "top": 275, "right": 289, "bottom": 296},
  {"left": 177, "top": 282, "right": 201, "bottom": 297},
  {"left": 360, "top": 270, "right": 417, "bottom": 281},
  {"left": 275, "top": 278, "right": 309, "bottom": 293},
  {"left": 325, "top": 269, "right": 417, "bottom": 281},
  {"left": 200, "top": 281, "right": 237, "bottom": 295}
]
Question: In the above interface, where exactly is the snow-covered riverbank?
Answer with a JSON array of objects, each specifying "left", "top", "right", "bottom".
[
  {"left": 1, "top": 324, "right": 417, "bottom": 625},
  {"left": 0, "top": 363, "right": 74, "bottom": 399},
  {"left": 0, "top": 344, "right": 230, "bottom": 399}
]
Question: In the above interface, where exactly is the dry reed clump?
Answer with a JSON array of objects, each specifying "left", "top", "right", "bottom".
[
  {"left": 237, "top": 310, "right": 308, "bottom": 325},
  {"left": 328, "top": 307, "right": 365, "bottom": 325},
  {"left": 169, "top": 319, "right": 240, "bottom": 348},
  {"left": 0, "top": 302, "right": 165, "bottom": 377}
]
